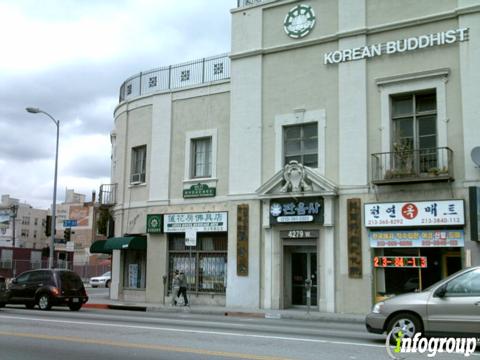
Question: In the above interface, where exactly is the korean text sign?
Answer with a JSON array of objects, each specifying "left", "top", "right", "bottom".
[{"left": 364, "top": 200, "right": 464, "bottom": 227}]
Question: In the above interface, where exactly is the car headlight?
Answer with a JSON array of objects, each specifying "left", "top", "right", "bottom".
[{"left": 372, "top": 301, "right": 384, "bottom": 314}]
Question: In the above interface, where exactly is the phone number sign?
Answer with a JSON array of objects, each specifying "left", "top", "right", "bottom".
[{"left": 364, "top": 200, "right": 464, "bottom": 227}]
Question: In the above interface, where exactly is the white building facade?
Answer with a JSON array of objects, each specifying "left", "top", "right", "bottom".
[
  {"left": 0, "top": 195, "right": 48, "bottom": 249},
  {"left": 99, "top": 0, "right": 480, "bottom": 314}
]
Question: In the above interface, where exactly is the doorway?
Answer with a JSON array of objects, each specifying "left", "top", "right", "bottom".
[{"left": 291, "top": 249, "right": 317, "bottom": 306}]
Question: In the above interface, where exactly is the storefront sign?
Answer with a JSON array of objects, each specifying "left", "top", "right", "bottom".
[
  {"left": 146, "top": 214, "right": 163, "bottom": 233},
  {"left": 369, "top": 230, "right": 465, "bottom": 248},
  {"left": 183, "top": 183, "right": 216, "bottom": 198},
  {"left": 364, "top": 200, "right": 464, "bottom": 227},
  {"left": 347, "top": 198, "right": 362, "bottom": 279},
  {"left": 164, "top": 212, "right": 227, "bottom": 233},
  {"left": 373, "top": 256, "right": 427, "bottom": 268},
  {"left": 237, "top": 204, "right": 249, "bottom": 276},
  {"left": 324, "top": 28, "right": 469, "bottom": 65},
  {"left": 270, "top": 197, "right": 323, "bottom": 225}
]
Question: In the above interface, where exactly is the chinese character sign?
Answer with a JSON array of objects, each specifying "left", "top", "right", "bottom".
[
  {"left": 164, "top": 212, "right": 227, "bottom": 233},
  {"left": 364, "top": 200, "right": 464, "bottom": 227}
]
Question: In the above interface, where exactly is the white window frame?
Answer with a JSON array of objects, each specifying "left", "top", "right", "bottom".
[
  {"left": 377, "top": 69, "right": 449, "bottom": 169},
  {"left": 184, "top": 129, "right": 218, "bottom": 184},
  {"left": 274, "top": 109, "right": 326, "bottom": 175},
  {"left": 191, "top": 137, "right": 213, "bottom": 178},
  {"left": 130, "top": 145, "right": 147, "bottom": 184}
]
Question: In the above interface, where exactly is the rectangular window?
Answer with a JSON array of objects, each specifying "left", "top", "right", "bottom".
[
  {"left": 191, "top": 137, "right": 212, "bottom": 178},
  {"left": 168, "top": 233, "right": 227, "bottom": 294},
  {"left": 392, "top": 91, "right": 437, "bottom": 173},
  {"left": 123, "top": 250, "right": 146, "bottom": 289},
  {"left": 284, "top": 123, "right": 318, "bottom": 167},
  {"left": 130, "top": 145, "right": 146, "bottom": 183}
]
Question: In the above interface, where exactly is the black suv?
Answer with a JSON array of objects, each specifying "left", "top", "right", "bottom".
[{"left": 0, "top": 269, "right": 88, "bottom": 311}]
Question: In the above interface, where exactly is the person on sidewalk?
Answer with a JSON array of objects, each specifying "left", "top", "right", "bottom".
[
  {"left": 177, "top": 271, "right": 189, "bottom": 306},
  {"left": 171, "top": 270, "right": 180, "bottom": 306}
]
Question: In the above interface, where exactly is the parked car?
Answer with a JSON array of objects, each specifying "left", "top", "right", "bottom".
[
  {"left": 0, "top": 269, "right": 88, "bottom": 311},
  {"left": 366, "top": 266, "right": 480, "bottom": 340},
  {"left": 89, "top": 271, "right": 111, "bottom": 288}
]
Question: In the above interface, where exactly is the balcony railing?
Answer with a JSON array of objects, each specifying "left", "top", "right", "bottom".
[
  {"left": 119, "top": 53, "right": 230, "bottom": 103},
  {"left": 99, "top": 184, "right": 117, "bottom": 206},
  {"left": 371, "top": 147, "right": 454, "bottom": 185}
]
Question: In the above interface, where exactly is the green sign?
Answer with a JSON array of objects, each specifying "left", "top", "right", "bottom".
[
  {"left": 146, "top": 214, "right": 163, "bottom": 233},
  {"left": 183, "top": 183, "right": 216, "bottom": 198}
]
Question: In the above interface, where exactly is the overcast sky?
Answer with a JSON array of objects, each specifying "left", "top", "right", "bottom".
[{"left": 0, "top": 0, "right": 233, "bottom": 209}]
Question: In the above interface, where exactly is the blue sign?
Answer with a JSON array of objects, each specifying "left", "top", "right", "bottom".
[{"left": 63, "top": 219, "right": 77, "bottom": 227}]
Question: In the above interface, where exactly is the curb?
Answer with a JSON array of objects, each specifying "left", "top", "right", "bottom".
[{"left": 83, "top": 302, "right": 364, "bottom": 323}]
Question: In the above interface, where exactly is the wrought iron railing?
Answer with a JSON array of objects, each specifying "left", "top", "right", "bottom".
[
  {"left": 119, "top": 53, "right": 230, "bottom": 102},
  {"left": 371, "top": 147, "right": 454, "bottom": 185},
  {"left": 237, "top": 0, "right": 266, "bottom": 7},
  {"left": 99, "top": 184, "right": 117, "bottom": 206}
]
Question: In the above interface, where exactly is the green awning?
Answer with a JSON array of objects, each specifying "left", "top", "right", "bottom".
[
  {"left": 104, "top": 236, "right": 147, "bottom": 251},
  {"left": 89, "top": 240, "right": 111, "bottom": 254}
]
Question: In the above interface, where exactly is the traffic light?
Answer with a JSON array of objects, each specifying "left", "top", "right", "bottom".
[
  {"left": 45, "top": 215, "right": 52, "bottom": 236},
  {"left": 64, "top": 228, "right": 71, "bottom": 242}
]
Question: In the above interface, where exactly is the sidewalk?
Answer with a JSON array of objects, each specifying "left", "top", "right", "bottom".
[{"left": 83, "top": 294, "right": 365, "bottom": 324}]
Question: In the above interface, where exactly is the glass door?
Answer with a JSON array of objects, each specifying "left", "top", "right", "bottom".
[{"left": 291, "top": 252, "right": 317, "bottom": 306}]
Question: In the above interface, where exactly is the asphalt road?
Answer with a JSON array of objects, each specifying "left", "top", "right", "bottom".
[{"left": 0, "top": 306, "right": 478, "bottom": 360}]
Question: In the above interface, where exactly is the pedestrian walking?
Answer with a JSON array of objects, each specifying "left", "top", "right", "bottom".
[
  {"left": 171, "top": 270, "right": 180, "bottom": 306},
  {"left": 177, "top": 271, "right": 189, "bottom": 306}
]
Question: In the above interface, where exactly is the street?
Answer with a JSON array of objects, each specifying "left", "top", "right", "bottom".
[{"left": 0, "top": 301, "right": 478, "bottom": 360}]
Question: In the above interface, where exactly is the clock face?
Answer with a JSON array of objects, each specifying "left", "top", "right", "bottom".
[
  {"left": 283, "top": 4, "right": 316, "bottom": 39},
  {"left": 270, "top": 203, "right": 283, "bottom": 217}
]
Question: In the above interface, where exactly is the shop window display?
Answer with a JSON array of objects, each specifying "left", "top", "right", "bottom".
[{"left": 168, "top": 233, "right": 227, "bottom": 294}]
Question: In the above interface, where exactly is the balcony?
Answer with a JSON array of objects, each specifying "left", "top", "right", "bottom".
[
  {"left": 371, "top": 147, "right": 454, "bottom": 185},
  {"left": 99, "top": 184, "right": 117, "bottom": 206}
]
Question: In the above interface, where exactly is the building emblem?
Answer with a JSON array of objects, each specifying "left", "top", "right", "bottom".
[
  {"left": 283, "top": 4, "right": 316, "bottom": 39},
  {"left": 280, "top": 161, "right": 312, "bottom": 193}
]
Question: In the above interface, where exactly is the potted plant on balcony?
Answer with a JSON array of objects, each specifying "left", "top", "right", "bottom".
[{"left": 390, "top": 141, "right": 414, "bottom": 178}]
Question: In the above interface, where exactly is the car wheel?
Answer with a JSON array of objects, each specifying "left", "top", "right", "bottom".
[
  {"left": 25, "top": 303, "right": 35, "bottom": 309},
  {"left": 105, "top": 280, "right": 111, "bottom": 288},
  {"left": 387, "top": 313, "right": 423, "bottom": 342},
  {"left": 69, "top": 303, "right": 82, "bottom": 311},
  {"left": 37, "top": 294, "right": 52, "bottom": 311},
  {"left": 0, "top": 302, "right": 5, "bottom": 308}
]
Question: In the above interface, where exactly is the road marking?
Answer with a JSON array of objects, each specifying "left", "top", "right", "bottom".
[
  {"left": 0, "top": 331, "right": 288, "bottom": 360},
  {"left": 0, "top": 314, "right": 384, "bottom": 349}
]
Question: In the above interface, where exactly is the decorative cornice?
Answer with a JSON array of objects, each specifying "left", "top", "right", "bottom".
[{"left": 376, "top": 68, "right": 450, "bottom": 87}]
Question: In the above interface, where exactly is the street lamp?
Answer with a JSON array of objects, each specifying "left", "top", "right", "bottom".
[{"left": 26, "top": 107, "right": 59, "bottom": 269}]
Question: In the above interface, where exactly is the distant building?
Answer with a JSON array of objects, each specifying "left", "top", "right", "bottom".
[
  {"left": 55, "top": 189, "right": 106, "bottom": 264},
  {"left": 0, "top": 195, "right": 48, "bottom": 249}
]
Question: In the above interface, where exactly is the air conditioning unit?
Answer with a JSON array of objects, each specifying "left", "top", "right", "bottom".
[{"left": 131, "top": 173, "right": 145, "bottom": 184}]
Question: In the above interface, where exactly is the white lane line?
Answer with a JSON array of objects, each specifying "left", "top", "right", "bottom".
[{"left": 0, "top": 314, "right": 384, "bottom": 349}]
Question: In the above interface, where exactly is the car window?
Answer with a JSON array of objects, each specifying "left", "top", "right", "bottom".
[
  {"left": 58, "top": 271, "right": 83, "bottom": 290},
  {"left": 103, "top": 272, "right": 111, "bottom": 277},
  {"left": 445, "top": 269, "right": 480, "bottom": 296},
  {"left": 15, "top": 272, "right": 31, "bottom": 284},
  {"left": 28, "top": 272, "right": 44, "bottom": 282}
]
